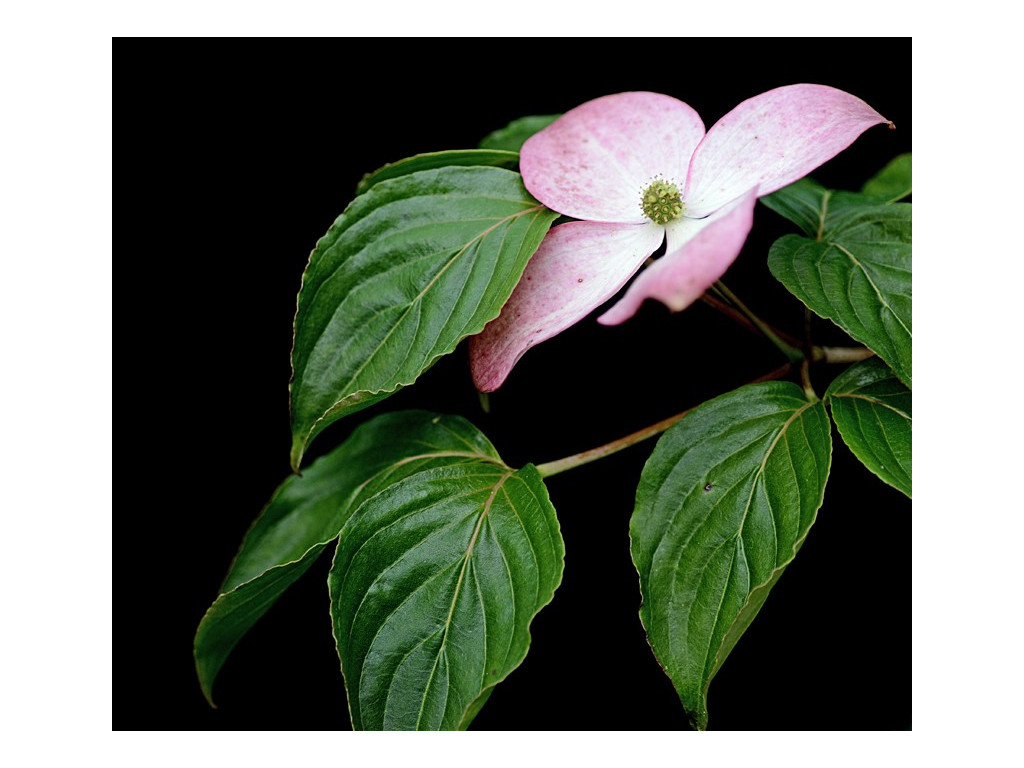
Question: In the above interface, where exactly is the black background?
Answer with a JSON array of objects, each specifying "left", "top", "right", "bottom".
[{"left": 118, "top": 39, "right": 911, "bottom": 731}]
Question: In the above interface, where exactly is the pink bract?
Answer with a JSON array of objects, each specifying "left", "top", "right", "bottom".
[{"left": 470, "top": 85, "right": 888, "bottom": 392}]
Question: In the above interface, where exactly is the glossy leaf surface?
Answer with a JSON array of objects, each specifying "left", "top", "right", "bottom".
[
  {"left": 631, "top": 382, "right": 831, "bottom": 729},
  {"left": 356, "top": 150, "right": 519, "bottom": 194},
  {"left": 766, "top": 187, "right": 912, "bottom": 388},
  {"left": 290, "top": 167, "right": 558, "bottom": 469},
  {"left": 478, "top": 114, "right": 560, "bottom": 152},
  {"left": 861, "top": 153, "right": 911, "bottom": 201},
  {"left": 194, "top": 412, "right": 503, "bottom": 705},
  {"left": 827, "top": 357, "right": 912, "bottom": 497},
  {"left": 330, "top": 460, "right": 563, "bottom": 730}
]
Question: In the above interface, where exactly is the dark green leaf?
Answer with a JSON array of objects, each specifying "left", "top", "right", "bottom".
[
  {"left": 290, "top": 167, "right": 559, "bottom": 469},
  {"left": 862, "top": 153, "right": 912, "bottom": 202},
  {"left": 194, "top": 411, "right": 503, "bottom": 705},
  {"left": 330, "top": 462, "right": 563, "bottom": 730},
  {"left": 761, "top": 178, "right": 890, "bottom": 238},
  {"left": 631, "top": 382, "right": 832, "bottom": 730},
  {"left": 478, "top": 114, "right": 560, "bottom": 152},
  {"left": 356, "top": 150, "right": 519, "bottom": 195},
  {"left": 827, "top": 357, "right": 911, "bottom": 497},
  {"left": 760, "top": 178, "right": 831, "bottom": 237},
  {"left": 768, "top": 203, "right": 912, "bottom": 388}
]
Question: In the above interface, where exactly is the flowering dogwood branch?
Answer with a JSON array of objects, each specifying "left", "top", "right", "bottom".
[
  {"left": 535, "top": 361, "right": 795, "bottom": 478},
  {"left": 197, "top": 82, "right": 909, "bottom": 732}
]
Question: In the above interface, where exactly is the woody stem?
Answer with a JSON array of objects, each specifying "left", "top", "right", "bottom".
[
  {"left": 535, "top": 362, "right": 793, "bottom": 478},
  {"left": 710, "top": 281, "right": 804, "bottom": 364}
]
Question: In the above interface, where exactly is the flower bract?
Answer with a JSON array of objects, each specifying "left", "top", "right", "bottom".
[{"left": 469, "top": 86, "right": 889, "bottom": 392}]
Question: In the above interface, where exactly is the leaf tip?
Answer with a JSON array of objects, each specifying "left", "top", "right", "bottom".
[
  {"left": 202, "top": 687, "right": 219, "bottom": 710},
  {"left": 194, "top": 648, "right": 219, "bottom": 709}
]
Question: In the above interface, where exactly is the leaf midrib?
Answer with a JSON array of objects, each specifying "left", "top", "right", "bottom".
[
  {"left": 816, "top": 189, "right": 831, "bottom": 241},
  {"left": 693, "top": 402, "right": 811, "bottom": 684},
  {"left": 307, "top": 202, "right": 541, "bottom": 323},
  {"left": 833, "top": 392, "right": 911, "bottom": 420},
  {"left": 229, "top": 451, "right": 506, "bottom": 596},
  {"left": 414, "top": 471, "right": 513, "bottom": 729},
  {"left": 333, "top": 205, "right": 545, "bottom": 395},
  {"left": 343, "top": 473, "right": 508, "bottom": 640},
  {"left": 704, "top": 403, "right": 824, "bottom": 693},
  {"left": 658, "top": 401, "right": 811, "bottom": 685},
  {"left": 298, "top": 205, "right": 544, "bottom": 447},
  {"left": 831, "top": 241, "right": 912, "bottom": 340}
]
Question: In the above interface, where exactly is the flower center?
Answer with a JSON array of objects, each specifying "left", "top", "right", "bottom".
[{"left": 640, "top": 179, "right": 684, "bottom": 225}]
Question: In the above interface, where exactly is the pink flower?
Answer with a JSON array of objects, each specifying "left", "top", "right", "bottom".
[{"left": 469, "top": 86, "right": 889, "bottom": 392}]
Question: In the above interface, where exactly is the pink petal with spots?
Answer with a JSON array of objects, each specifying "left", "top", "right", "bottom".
[
  {"left": 684, "top": 84, "right": 888, "bottom": 216},
  {"left": 598, "top": 189, "right": 759, "bottom": 325},
  {"left": 469, "top": 220, "right": 663, "bottom": 392},
  {"left": 520, "top": 92, "right": 706, "bottom": 224}
]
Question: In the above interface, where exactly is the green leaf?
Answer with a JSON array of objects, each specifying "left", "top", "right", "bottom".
[
  {"left": 631, "top": 382, "right": 832, "bottom": 730},
  {"left": 759, "top": 177, "right": 832, "bottom": 237},
  {"left": 826, "top": 357, "right": 912, "bottom": 497},
  {"left": 290, "top": 166, "right": 559, "bottom": 470},
  {"left": 768, "top": 202, "right": 912, "bottom": 388},
  {"left": 356, "top": 150, "right": 520, "bottom": 195},
  {"left": 194, "top": 411, "right": 503, "bottom": 705},
  {"left": 761, "top": 178, "right": 890, "bottom": 238},
  {"left": 330, "top": 459, "right": 563, "bottom": 730},
  {"left": 478, "top": 114, "right": 560, "bottom": 152},
  {"left": 862, "top": 153, "right": 912, "bottom": 202}
]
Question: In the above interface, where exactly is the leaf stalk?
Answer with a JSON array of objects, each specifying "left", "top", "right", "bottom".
[
  {"left": 535, "top": 363, "right": 793, "bottom": 478},
  {"left": 711, "top": 281, "right": 805, "bottom": 364}
]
